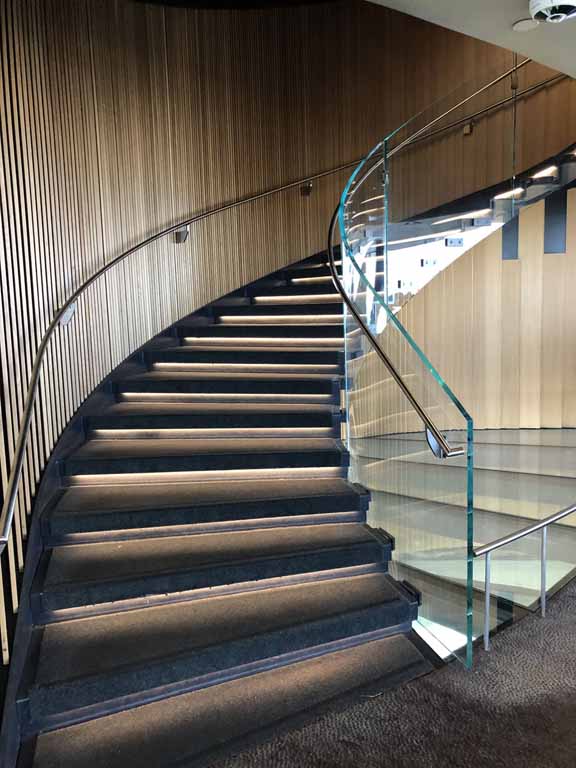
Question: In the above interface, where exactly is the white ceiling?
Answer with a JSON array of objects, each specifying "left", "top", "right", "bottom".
[{"left": 368, "top": 0, "right": 576, "bottom": 77}]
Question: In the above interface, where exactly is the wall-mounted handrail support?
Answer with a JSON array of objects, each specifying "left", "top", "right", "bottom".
[{"left": 0, "top": 155, "right": 366, "bottom": 559}]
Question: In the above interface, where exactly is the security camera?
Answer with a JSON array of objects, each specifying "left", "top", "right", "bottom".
[{"left": 530, "top": 1, "right": 576, "bottom": 22}]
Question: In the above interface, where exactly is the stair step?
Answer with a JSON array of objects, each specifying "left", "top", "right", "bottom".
[
  {"left": 180, "top": 336, "right": 343, "bottom": 350},
  {"left": 46, "top": 478, "right": 369, "bottom": 535},
  {"left": 149, "top": 362, "right": 341, "bottom": 375},
  {"left": 25, "top": 572, "right": 417, "bottom": 732},
  {"left": 216, "top": 313, "right": 342, "bottom": 325},
  {"left": 148, "top": 348, "right": 342, "bottom": 365},
  {"left": 48, "top": 511, "right": 366, "bottom": 547},
  {"left": 89, "top": 402, "right": 340, "bottom": 431},
  {"left": 213, "top": 303, "right": 343, "bottom": 318},
  {"left": 116, "top": 392, "right": 336, "bottom": 404},
  {"left": 66, "top": 466, "right": 345, "bottom": 487},
  {"left": 28, "top": 633, "right": 429, "bottom": 768},
  {"left": 176, "top": 323, "right": 344, "bottom": 338},
  {"left": 250, "top": 293, "right": 342, "bottom": 305},
  {"left": 117, "top": 372, "right": 339, "bottom": 394},
  {"left": 63, "top": 437, "right": 347, "bottom": 476},
  {"left": 246, "top": 281, "right": 337, "bottom": 296},
  {"left": 281, "top": 265, "right": 332, "bottom": 279},
  {"left": 35, "top": 524, "right": 387, "bottom": 613}
]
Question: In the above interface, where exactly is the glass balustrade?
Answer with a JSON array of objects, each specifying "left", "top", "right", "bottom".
[{"left": 336, "top": 57, "right": 574, "bottom": 666}]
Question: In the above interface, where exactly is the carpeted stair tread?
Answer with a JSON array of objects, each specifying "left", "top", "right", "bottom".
[
  {"left": 69, "top": 437, "right": 341, "bottom": 460},
  {"left": 33, "top": 572, "right": 405, "bottom": 687},
  {"left": 8, "top": 254, "right": 428, "bottom": 768},
  {"left": 51, "top": 477, "right": 363, "bottom": 516},
  {"left": 42, "top": 523, "right": 376, "bottom": 588},
  {"left": 46, "top": 479, "right": 367, "bottom": 536},
  {"left": 30, "top": 634, "right": 430, "bottom": 768}
]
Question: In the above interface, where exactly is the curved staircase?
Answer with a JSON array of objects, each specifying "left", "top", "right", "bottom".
[{"left": 14, "top": 255, "right": 434, "bottom": 768}]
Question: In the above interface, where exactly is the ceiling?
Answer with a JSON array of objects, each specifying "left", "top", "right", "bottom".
[{"left": 367, "top": 0, "right": 576, "bottom": 77}]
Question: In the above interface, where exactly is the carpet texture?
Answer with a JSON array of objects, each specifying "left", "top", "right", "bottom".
[{"left": 211, "top": 579, "right": 576, "bottom": 768}]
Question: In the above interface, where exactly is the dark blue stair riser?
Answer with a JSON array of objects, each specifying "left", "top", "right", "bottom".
[
  {"left": 115, "top": 378, "right": 340, "bottom": 395},
  {"left": 34, "top": 541, "right": 391, "bottom": 613},
  {"left": 174, "top": 324, "right": 344, "bottom": 339},
  {"left": 146, "top": 350, "right": 344, "bottom": 366},
  {"left": 88, "top": 412, "right": 341, "bottom": 431},
  {"left": 62, "top": 450, "right": 350, "bottom": 476},
  {"left": 46, "top": 492, "right": 370, "bottom": 536},
  {"left": 25, "top": 600, "right": 417, "bottom": 726},
  {"left": 245, "top": 284, "right": 338, "bottom": 298},
  {"left": 211, "top": 303, "right": 343, "bottom": 317},
  {"left": 278, "top": 266, "right": 332, "bottom": 280}
]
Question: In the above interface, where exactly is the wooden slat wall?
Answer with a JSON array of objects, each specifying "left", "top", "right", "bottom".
[
  {"left": 0, "top": 0, "right": 575, "bottom": 663},
  {"left": 396, "top": 190, "right": 576, "bottom": 431}
]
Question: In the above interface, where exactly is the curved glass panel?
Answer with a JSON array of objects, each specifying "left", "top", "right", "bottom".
[{"left": 338, "top": 58, "right": 573, "bottom": 667}]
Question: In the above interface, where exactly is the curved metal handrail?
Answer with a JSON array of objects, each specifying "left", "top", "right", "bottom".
[
  {"left": 349, "top": 58, "right": 533, "bottom": 197},
  {"left": 0, "top": 157, "right": 364, "bottom": 555},
  {"left": 327, "top": 207, "right": 464, "bottom": 459}
]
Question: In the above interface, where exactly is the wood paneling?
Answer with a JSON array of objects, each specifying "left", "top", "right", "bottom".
[
  {"left": 0, "top": 0, "right": 575, "bottom": 663},
  {"left": 396, "top": 190, "right": 576, "bottom": 431}
]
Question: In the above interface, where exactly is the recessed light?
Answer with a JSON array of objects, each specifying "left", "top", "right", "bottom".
[
  {"left": 532, "top": 165, "right": 558, "bottom": 179},
  {"left": 493, "top": 187, "right": 526, "bottom": 201},
  {"left": 513, "top": 17, "right": 540, "bottom": 31},
  {"left": 432, "top": 209, "right": 493, "bottom": 226}
]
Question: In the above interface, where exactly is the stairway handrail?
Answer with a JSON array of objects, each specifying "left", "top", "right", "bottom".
[
  {"left": 0, "top": 55, "right": 560, "bottom": 555},
  {"left": 327, "top": 208, "right": 464, "bottom": 459},
  {"left": 0, "top": 158, "right": 365, "bottom": 556}
]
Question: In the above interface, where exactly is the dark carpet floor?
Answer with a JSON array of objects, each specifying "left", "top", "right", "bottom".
[{"left": 210, "top": 580, "right": 576, "bottom": 768}]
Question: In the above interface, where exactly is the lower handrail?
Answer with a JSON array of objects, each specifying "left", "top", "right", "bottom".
[{"left": 473, "top": 502, "right": 576, "bottom": 650}]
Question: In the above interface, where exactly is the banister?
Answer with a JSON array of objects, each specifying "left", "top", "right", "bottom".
[
  {"left": 350, "top": 58, "right": 534, "bottom": 195},
  {"left": 327, "top": 207, "right": 464, "bottom": 460},
  {"left": 0, "top": 156, "right": 365, "bottom": 555},
  {"left": 0, "top": 55, "right": 557, "bottom": 556}
]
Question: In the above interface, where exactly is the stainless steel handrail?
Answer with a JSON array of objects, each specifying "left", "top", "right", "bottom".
[
  {"left": 474, "top": 503, "right": 576, "bottom": 650},
  {"left": 0, "top": 157, "right": 364, "bottom": 556},
  {"left": 327, "top": 207, "right": 464, "bottom": 460},
  {"left": 408, "top": 72, "right": 567, "bottom": 148},
  {"left": 0, "top": 56, "right": 549, "bottom": 558},
  {"left": 350, "top": 59, "right": 533, "bottom": 194}
]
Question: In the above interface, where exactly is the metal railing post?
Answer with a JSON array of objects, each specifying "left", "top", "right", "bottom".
[
  {"left": 541, "top": 527, "right": 548, "bottom": 618},
  {"left": 484, "top": 552, "right": 491, "bottom": 651}
]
